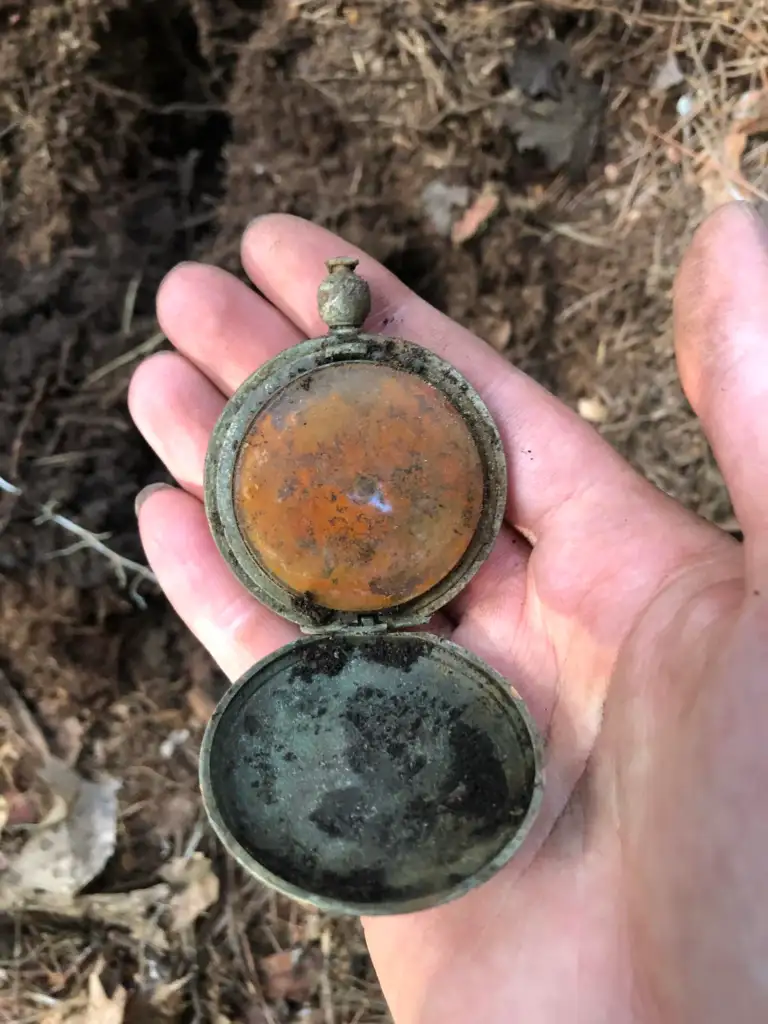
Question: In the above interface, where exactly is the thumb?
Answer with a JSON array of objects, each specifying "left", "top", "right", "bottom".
[{"left": 674, "top": 201, "right": 768, "bottom": 566}]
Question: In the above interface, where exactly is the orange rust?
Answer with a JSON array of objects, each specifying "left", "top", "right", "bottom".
[{"left": 233, "top": 362, "right": 484, "bottom": 612}]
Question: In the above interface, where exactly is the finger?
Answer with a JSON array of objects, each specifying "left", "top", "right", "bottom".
[
  {"left": 241, "top": 215, "right": 711, "bottom": 548},
  {"left": 674, "top": 201, "right": 768, "bottom": 544},
  {"left": 137, "top": 486, "right": 297, "bottom": 679},
  {"left": 129, "top": 352, "right": 224, "bottom": 497},
  {"left": 156, "top": 261, "right": 304, "bottom": 395}
]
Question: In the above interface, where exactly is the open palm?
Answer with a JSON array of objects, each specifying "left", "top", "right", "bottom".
[{"left": 130, "top": 203, "right": 768, "bottom": 1024}]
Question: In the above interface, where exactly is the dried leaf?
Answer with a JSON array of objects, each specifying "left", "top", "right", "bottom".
[
  {"left": 577, "top": 397, "right": 609, "bottom": 424},
  {"left": 2, "top": 787, "right": 43, "bottom": 828},
  {"left": 260, "top": 946, "right": 324, "bottom": 1003},
  {"left": 477, "top": 317, "right": 513, "bottom": 352},
  {"left": 186, "top": 660, "right": 227, "bottom": 725},
  {"left": 161, "top": 854, "right": 219, "bottom": 932},
  {"left": 1, "top": 759, "right": 120, "bottom": 896},
  {"left": 154, "top": 792, "right": 198, "bottom": 844},
  {"left": 504, "top": 41, "right": 603, "bottom": 176},
  {"left": 149, "top": 975, "right": 191, "bottom": 1008},
  {"left": 186, "top": 682, "right": 217, "bottom": 723},
  {"left": 36, "top": 791, "right": 70, "bottom": 830},
  {"left": 451, "top": 184, "right": 500, "bottom": 245},
  {"left": 652, "top": 53, "right": 684, "bottom": 93},
  {"left": 56, "top": 716, "right": 85, "bottom": 766},
  {"left": 723, "top": 131, "right": 747, "bottom": 179},
  {"left": 420, "top": 180, "right": 470, "bottom": 237},
  {"left": 699, "top": 159, "right": 748, "bottom": 212},
  {"left": 0, "top": 670, "right": 51, "bottom": 760},
  {"left": 122, "top": 973, "right": 191, "bottom": 1022},
  {"left": 488, "top": 320, "right": 512, "bottom": 351},
  {"left": 40, "top": 1011, "right": 68, "bottom": 1024},
  {"left": 507, "top": 39, "right": 570, "bottom": 100},
  {"left": 261, "top": 949, "right": 295, "bottom": 1000},
  {"left": 84, "top": 966, "right": 128, "bottom": 1024},
  {"left": 0, "top": 882, "right": 171, "bottom": 949},
  {"left": 159, "top": 729, "right": 190, "bottom": 759},
  {"left": 42, "top": 963, "right": 129, "bottom": 1024},
  {"left": 698, "top": 89, "right": 768, "bottom": 211},
  {"left": 733, "top": 88, "right": 768, "bottom": 134}
]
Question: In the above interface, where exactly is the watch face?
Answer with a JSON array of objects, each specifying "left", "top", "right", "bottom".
[
  {"left": 205, "top": 331, "right": 507, "bottom": 630},
  {"left": 232, "top": 360, "right": 484, "bottom": 612}
]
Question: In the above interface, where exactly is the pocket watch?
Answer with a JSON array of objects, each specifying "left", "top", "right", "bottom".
[{"left": 200, "top": 257, "right": 543, "bottom": 916}]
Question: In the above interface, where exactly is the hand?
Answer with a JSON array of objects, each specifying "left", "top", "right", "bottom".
[{"left": 130, "top": 203, "right": 768, "bottom": 1023}]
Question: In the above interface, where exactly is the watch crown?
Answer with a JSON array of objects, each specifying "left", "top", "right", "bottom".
[{"left": 318, "top": 257, "right": 372, "bottom": 330}]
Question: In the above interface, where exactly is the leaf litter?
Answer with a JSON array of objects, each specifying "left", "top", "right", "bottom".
[
  {"left": 1, "top": 759, "right": 120, "bottom": 898},
  {"left": 38, "top": 959, "right": 128, "bottom": 1024},
  {"left": 502, "top": 39, "right": 604, "bottom": 176}
]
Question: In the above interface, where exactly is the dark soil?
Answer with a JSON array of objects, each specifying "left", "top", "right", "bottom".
[{"left": 0, "top": 0, "right": 750, "bottom": 1020}]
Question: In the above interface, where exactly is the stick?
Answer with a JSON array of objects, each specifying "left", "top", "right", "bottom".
[{"left": 0, "top": 476, "right": 157, "bottom": 608}]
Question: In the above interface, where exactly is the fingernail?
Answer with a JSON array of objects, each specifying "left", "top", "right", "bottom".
[{"left": 135, "top": 482, "right": 172, "bottom": 517}]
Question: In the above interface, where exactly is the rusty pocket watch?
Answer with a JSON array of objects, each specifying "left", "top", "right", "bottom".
[{"left": 200, "top": 257, "right": 544, "bottom": 916}]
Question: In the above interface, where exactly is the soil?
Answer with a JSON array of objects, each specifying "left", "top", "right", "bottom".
[{"left": 0, "top": 1, "right": 758, "bottom": 1021}]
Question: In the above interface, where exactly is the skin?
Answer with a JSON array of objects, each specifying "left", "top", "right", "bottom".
[{"left": 130, "top": 201, "right": 768, "bottom": 1023}]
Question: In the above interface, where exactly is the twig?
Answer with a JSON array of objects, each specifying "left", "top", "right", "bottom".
[
  {"left": 0, "top": 376, "right": 50, "bottom": 537},
  {"left": 639, "top": 116, "right": 768, "bottom": 205},
  {"left": 320, "top": 923, "right": 336, "bottom": 1024},
  {"left": 0, "top": 475, "right": 157, "bottom": 608},
  {"left": 87, "top": 77, "right": 226, "bottom": 115},
  {"left": 541, "top": 221, "right": 615, "bottom": 249},
  {"left": 121, "top": 273, "right": 143, "bottom": 336},
  {"left": 0, "top": 670, "right": 51, "bottom": 762},
  {"left": 0, "top": 886, "right": 171, "bottom": 949},
  {"left": 84, "top": 331, "right": 166, "bottom": 386},
  {"left": 9, "top": 375, "right": 49, "bottom": 480}
]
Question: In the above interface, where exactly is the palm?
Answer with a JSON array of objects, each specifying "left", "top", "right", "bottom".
[{"left": 131, "top": 204, "right": 768, "bottom": 1023}]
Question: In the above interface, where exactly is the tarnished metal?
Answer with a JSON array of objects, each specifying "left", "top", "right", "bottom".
[
  {"left": 205, "top": 338, "right": 507, "bottom": 632},
  {"left": 200, "top": 632, "right": 543, "bottom": 917},
  {"left": 232, "top": 360, "right": 485, "bottom": 613},
  {"left": 200, "top": 257, "right": 544, "bottom": 916},
  {"left": 317, "top": 257, "right": 372, "bottom": 329}
]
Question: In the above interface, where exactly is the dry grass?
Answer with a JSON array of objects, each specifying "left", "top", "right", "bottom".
[{"left": 541, "top": 0, "right": 768, "bottom": 526}]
